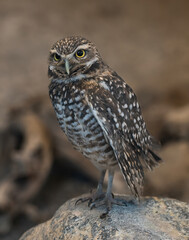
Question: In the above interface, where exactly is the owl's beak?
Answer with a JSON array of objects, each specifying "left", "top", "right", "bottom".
[{"left": 65, "top": 59, "right": 70, "bottom": 75}]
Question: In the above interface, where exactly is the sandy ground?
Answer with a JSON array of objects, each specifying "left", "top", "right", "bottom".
[{"left": 0, "top": 0, "right": 189, "bottom": 239}]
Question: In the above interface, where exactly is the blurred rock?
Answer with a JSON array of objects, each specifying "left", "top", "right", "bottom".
[
  {"left": 161, "top": 105, "right": 189, "bottom": 142},
  {"left": 0, "top": 213, "right": 11, "bottom": 235},
  {"left": 20, "top": 195, "right": 189, "bottom": 240},
  {"left": 143, "top": 102, "right": 171, "bottom": 140},
  {"left": 140, "top": 82, "right": 189, "bottom": 141},
  {"left": 0, "top": 111, "right": 53, "bottom": 228},
  {"left": 144, "top": 141, "right": 189, "bottom": 202}
]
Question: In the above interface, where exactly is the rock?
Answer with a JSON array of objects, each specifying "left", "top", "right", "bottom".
[
  {"left": 162, "top": 105, "right": 189, "bottom": 141},
  {"left": 0, "top": 111, "right": 53, "bottom": 212},
  {"left": 144, "top": 141, "right": 189, "bottom": 202},
  {"left": 142, "top": 102, "right": 172, "bottom": 140},
  {"left": 20, "top": 195, "right": 189, "bottom": 240}
]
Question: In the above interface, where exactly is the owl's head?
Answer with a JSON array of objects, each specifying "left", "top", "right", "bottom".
[{"left": 48, "top": 36, "right": 102, "bottom": 81}]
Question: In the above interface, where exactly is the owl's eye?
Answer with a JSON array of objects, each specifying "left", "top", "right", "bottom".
[
  {"left": 53, "top": 53, "right": 61, "bottom": 62},
  {"left": 75, "top": 49, "right": 86, "bottom": 58}
]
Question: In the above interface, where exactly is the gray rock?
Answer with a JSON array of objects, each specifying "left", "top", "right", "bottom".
[
  {"left": 20, "top": 195, "right": 189, "bottom": 240},
  {"left": 144, "top": 141, "right": 189, "bottom": 202},
  {"left": 163, "top": 105, "right": 189, "bottom": 140}
]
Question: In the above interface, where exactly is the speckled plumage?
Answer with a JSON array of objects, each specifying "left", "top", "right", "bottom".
[{"left": 48, "top": 36, "right": 161, "bottom": 208}]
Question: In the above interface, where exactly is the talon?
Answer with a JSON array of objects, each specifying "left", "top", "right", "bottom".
[
  {"left": 75, "top": 197, "right": 90, "bottom": 206},
  {"left": 90, "top": 203, "right": 96, "bottom": 210},
  {"left": 100, "top": 212, "right": 108, "bottom": 219},
  {"left": 75, "top": 189, "right": 106, "bottom": 208},
  {"left": 75, "top": 198, "right": 82, "bottom": 206},
  {"left": 88, "top": 199, "right": 92, "bottom": 207},
  {"left": 100, "top": 207, "right": 110, "bottom": 219}
]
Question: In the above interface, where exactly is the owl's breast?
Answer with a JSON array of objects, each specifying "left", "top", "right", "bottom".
[
  {"left": 54, "top": 95, "right": 98, "bottom": 148},
  {"left": 50, "top": 82, "right": 116, "bottom": 169}
]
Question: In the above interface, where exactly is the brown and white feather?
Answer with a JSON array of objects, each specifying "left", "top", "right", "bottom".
[{"left": 48, "top": 36, "right": 161, "bottom": 198}]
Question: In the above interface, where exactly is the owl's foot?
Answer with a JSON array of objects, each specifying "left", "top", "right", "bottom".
[
  {"left": 89, "top": 170, "right": 127, "bottom": 218},
  {"left": 75, "top": 189, "right": 105, "bottom": 206},
  {"left": 76, "top": 170, "right": 106, "bottom": 206},
  {"left": 89, "top": 194, "right": 127, "bottom": 218}
]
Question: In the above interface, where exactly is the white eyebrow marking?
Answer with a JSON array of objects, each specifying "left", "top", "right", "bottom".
[
  {"left": 65, "top": 44, "right": 91, "bottom": 60},
  {"left": 50, "top": 49, "right": 58, "bottom": 54},
  {"left": 50, "top": 49, "right": 66, "bottom": 58},
  {"left": 74, "top": 43, "right": 90, "bottom": 50},
  {"left": 50, "top": 43, "right": 91, "bottom": 60}
]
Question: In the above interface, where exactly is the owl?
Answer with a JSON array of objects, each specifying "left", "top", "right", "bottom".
[{"left": 48, "top": 36, "right": 161, "bottom": 216}]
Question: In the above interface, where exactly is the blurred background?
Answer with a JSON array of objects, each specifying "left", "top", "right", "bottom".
[{"left": 0, "top": 0, "right": 189, "bottom": 239}]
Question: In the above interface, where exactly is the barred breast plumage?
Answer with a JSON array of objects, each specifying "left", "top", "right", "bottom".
[{"left": 49, "top": 80, "right": 116, "bottom": 170}]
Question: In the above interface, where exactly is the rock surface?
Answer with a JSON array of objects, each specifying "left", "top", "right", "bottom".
[
  {"left": 144, "top": 141, "right": 189, "bottom": 202},
  {"left": 20, "top": 195, "right": 189, "bottom": 240},
  {"left": 162, "top": 105, "right": 189, "bottom": 141}
]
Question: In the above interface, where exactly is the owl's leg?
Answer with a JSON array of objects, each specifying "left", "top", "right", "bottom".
[
  {"left": 93, "top": 169, "right": 106, "bottom": 199},
  {"left": 90, "top": 170, "right": 127, "bottom": 218},
  {"left": 89, "top": 170, "right": 114, "bottom": 210},
  {"left": 75, "top": 170, "right": 106, "bottom": 205}
]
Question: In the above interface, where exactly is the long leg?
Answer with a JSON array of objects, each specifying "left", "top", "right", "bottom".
[
  {"left": 76, "top": 170, "right": 106, "bottom": 205},
  {"left": 90, "top": 169, "right": 114, "bottom": 210},
  {"left": 94, "top": 170, "right": 106, "bottom": 197},
  {"left": 90, "top": 170, "right": 127, "bottom": 217},
  {"left": 106, "top": 169, "right": 114, "bottom": 200}
]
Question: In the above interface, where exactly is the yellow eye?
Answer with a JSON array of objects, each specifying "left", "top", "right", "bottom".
[
  {"left": 75, "top": 49, "right": 86, "bottom": 58},
  {"left": 53, "top": 53, "right": 61, "bottom": 62}
]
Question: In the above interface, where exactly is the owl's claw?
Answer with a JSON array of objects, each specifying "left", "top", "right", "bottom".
[
  {"left": 75, "top": 190, "right": 105, "bottom": 206},
  {"left": 75, "top": 196, "right": 91, "bottom": 206},
  {"left": 89, "top": 194, "right": 127, "bottom": 218}
]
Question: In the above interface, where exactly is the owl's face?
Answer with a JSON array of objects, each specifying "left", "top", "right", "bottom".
[{"left": 48, "top": 36, "right": 102, "bottom": 81}]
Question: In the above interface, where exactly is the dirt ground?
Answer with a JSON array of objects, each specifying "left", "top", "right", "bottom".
[{"left": 0, "top": 0, "right": 189, "bottom": 239}]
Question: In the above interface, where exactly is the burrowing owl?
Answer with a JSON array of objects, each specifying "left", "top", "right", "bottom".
[{"left": 48, "top": 36, "right": 161, "bottom": 215}]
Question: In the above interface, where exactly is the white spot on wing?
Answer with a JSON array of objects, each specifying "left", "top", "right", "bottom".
[
  {"left": 129, "top": 92, "right": 133, "bottom": 99},
  {"left": 123, "top": 104, "right": 128, "bottom": 109},
  {"left": 99, "top": 81, "right": 110, "bottom": 91}
]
